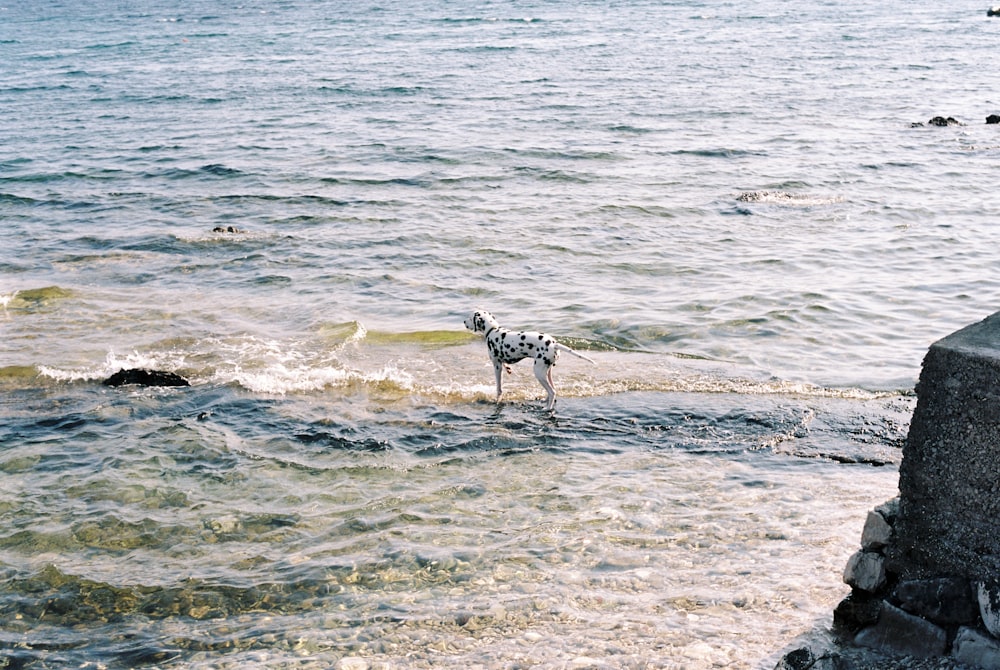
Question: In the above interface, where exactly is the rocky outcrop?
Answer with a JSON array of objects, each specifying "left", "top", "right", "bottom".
[
  {"left": 102, "top": 368, "right": 190, "bottom": 387},
  {"left": 891, "top": 312, "right": 1000, "bottom": 582},
  {"left": 826, "top": 496, "right": 1000, "bottom": 668},
  {"left": 777, "top": 312, "right": 1000, "bottom": 669}
]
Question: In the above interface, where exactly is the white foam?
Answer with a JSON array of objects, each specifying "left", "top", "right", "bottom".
[
  {"left": 232, "top": 363, "right": 351, "bottom": 394},
  {"left": 38, "top": 349, "right": 189, "bottom": 383},
  {"left": 228, "top": 361, "right": 418, "bottom": 395},
  {"left": 346, "top": 321, "right": 368, "bottom": 345}
]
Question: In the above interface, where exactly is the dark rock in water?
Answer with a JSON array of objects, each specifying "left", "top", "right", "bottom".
[
  {"left": 212, "top": 225, "right": 242, "bottom": 233},
  {"left": 928, "top": 116, "right": 961, "bottom": 126},
  {"left": 989, "top": 7, "right": 1000, "bottom": 17},
  {"left": 987, "top": 114, "right": 1000, "bottom": 124},
  {"left": 102, "top": 368, "right": 190, "bottom": 387},
  {"left": 912, "top": 116, "right": 963, "bottom": 128}
]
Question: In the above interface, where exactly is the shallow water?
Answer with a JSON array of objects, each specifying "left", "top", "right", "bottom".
[
  {"left": 0, "top": 382, "right": 907, "bottom": 669},
  {"left": 2, "top": 0, "right": 999, "bottom": 667}
]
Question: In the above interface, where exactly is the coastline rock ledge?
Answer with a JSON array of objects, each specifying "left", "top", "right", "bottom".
[{"left": 778, "top": 312, "right": 1000, "bottom": 669}]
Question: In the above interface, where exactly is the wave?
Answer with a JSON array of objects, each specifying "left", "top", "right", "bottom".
[
  {"left": 435, "top": 16, "right": 542, "bottom": 25},
  {"left": 363, "top": 328, "right": 477, "bottom": 347},
  {"left": 135, "top": 164, "right": 248, "bottom": 181},
  {"left": 735, "top": 190, "right": 846, "bottom": 206},
  {"left": 25, "top": 321, "right": 900, "bottom": 404},
  {"left": 671, "top": 148, "right": 768, "bottom": 158},
  {"left": 0, "top": 365, "right": 38, "bottom": 381},
  {"left": 37, "top": 349, "right": 190, "bottom": 384},
  {"left": 1, "top": 286, "right": 74, "bottom": 310}
]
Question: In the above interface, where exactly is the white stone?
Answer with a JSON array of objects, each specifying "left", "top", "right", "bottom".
[
  {"left": 979, "top": 582, "right": 1000, "bottom": 638},
  {"left": 954, "top": 626, "right": 1000, "bottom": 669},
  {"left": 843, "top": 550, "right": 886, "bottom": 592},
  {"left": 337, "top": 657, "right": 370, "bottom": 670},
  {"left": 860, "top": 510, "right": 892, "bottom": 550}
]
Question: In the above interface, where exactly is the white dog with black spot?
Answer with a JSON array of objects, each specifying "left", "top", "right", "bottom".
[{"left": 464, "top": 310, "right": 595, "bottom": 410}]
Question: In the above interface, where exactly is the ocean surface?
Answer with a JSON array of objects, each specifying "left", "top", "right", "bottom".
[{"left": 3, "top": 1, "right": 1000, "bottom": 668}]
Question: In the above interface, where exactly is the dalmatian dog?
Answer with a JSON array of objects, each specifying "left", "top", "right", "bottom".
[{"left": 464, "top": 310, "right": 595, "bottom": 410}]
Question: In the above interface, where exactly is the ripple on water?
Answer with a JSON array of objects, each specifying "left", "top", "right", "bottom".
[{"left": 0, "top": 384, "right": 905, "bottom": 668}]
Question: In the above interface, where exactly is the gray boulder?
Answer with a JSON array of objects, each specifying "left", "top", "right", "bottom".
[
  {"left": 843, "top": 551, "right": 886, "bottom": 593},
  {"left": 979, "top": 582, "right": 1000, "bottom": 637},
  {"left": 892, "top": 577, "right": 978, "bottom": 625},
  {"left": 860, "top": 511, "right": 892, "bottom": 551},
  {"left": 853, "top": 601, "right": 947, "bottom": 659},
  {"left": 953, "top": 626, "right": 1000, "bottom": 669}
]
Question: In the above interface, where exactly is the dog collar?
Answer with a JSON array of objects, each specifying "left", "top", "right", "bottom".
[{"left": 484, "top": 326, "right": 497, "bottom": 337}]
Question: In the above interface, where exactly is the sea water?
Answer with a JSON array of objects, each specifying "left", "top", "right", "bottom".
[{"left": 2, "top": 1, "right": 1000, "bottom": 667}]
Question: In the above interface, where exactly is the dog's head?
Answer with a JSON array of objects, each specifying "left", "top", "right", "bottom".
[{"left": 464, "top": 310, "right": 498, "bottom": 334}]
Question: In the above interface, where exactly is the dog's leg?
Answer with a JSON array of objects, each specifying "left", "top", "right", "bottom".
[
  {"left": 533, "top": 358, "right": 556, "bottom": 410},
  {"left": 493, "top": 361, "right": 505, "bottom": 403}
]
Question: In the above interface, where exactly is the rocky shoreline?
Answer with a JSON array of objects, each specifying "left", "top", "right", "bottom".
[
  {"left": 775, "top": 494, "right": 1000, "bottom": 669},
  {"left": 776, "top": 313, "right": 1000, "bottom": 670}
]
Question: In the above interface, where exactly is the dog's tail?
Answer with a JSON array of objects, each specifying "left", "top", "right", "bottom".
[{"left": 556, "top": 343, "right": 596, "bottom": 364}]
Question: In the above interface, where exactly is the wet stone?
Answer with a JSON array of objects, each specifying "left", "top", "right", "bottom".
[
  {"left": 854, "top": 601, "right": 947, "bottom": 659},
  {"left": 953, "top": 626, "right": 1000, "bottom": 668},
  {"left": 102, "top": 368, "right": 190, "bottom": 387},
  {"left": 774, "top": 647, "right": 814, "bottom": 670},
  {"left": 892, "top": 577, "right": 978, "bottom": 625}
]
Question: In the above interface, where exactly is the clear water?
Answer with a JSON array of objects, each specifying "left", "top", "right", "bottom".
[{"left": 2, "top": 0, "right": 998, "bottom": 667}]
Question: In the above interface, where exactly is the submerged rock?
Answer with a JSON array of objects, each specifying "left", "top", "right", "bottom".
[
  {"left": 102, "top": 368, "right": 190, "bottom": 387},
  {"left": 987, "top": 114, "right": 1000, "bottom": 124},
  {"left": 928, "top": 116, "right": 961, "bottom": 127}
]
